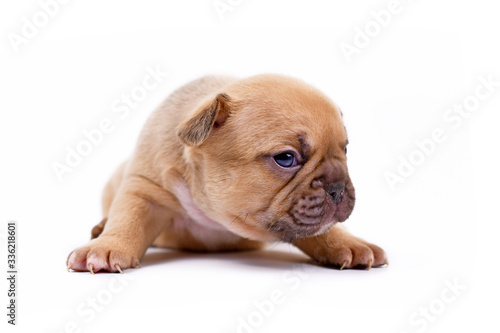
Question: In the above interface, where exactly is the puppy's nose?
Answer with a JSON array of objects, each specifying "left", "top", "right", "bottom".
[{"left": 327, "top": 182, "right": 345, "bottom": 204}]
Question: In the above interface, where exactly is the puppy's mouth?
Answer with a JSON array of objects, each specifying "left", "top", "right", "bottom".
[
  {"left": 269, "top": 217, "right": 335, "bottom": 244},
  {"left": 269, "top": 186, "right": 355, "bottom": 243}
]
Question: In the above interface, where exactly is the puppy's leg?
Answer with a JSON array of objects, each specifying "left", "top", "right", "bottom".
[
  {"left": 90, "top": 217, "right": 107, "bottom": 239},
  {"left": 293, "top": 224, "right": 387, "bottom": 270},
  {"left": 90, "top": 160, "right": 128, "bottom": 240},
  {"left": 67, "top": 176, "right": 172, "bottom": 273}
]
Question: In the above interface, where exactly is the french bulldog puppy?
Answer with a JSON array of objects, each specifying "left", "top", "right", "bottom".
[{"left": 67, "top": 74, "right": 387, "bottom": 273}]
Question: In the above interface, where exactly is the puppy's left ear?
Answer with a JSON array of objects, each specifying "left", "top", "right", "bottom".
[{"left": 177, "top": 93, "right": 231, "bottom": 146}]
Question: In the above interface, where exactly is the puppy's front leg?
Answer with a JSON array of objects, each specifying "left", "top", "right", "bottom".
[
  {"left": 293, "top": 224, "right": 388, "bottom": 270},
  {"left": 67, "top": 177, "right": 171, "bottom": 273}
]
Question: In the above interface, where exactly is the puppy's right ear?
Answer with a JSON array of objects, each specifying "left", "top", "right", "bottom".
[{"left": 177, "top": 93, "right": 231, "bottom": 147}]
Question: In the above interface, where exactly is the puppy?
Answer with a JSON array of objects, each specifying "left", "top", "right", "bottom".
[{"left": 67, "top": 74, "right": 387, "bottom": 273}]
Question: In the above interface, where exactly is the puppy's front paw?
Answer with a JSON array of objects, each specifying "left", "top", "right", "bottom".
[
  {"left": 315, "top": 237, "right": 387, "bottom": 270},
  {"left": 67, "top": 237, "right": 141, "bottom": 273},
  {"left": 294, "top": 226, "right": 388, "bottom": 270}
]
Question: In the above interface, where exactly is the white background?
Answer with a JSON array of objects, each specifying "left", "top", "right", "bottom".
[{"left": 1, "top": 0, "right": 499, "bottom": 332}]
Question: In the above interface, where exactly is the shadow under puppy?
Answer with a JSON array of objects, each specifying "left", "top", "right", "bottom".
[{"left": 67, "top": 74, "right": 387, "bottom": 273}]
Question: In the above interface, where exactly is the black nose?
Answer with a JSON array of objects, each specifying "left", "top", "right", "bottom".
[{"left": 328, "top": 182, "right": 345, "bottom": 204}]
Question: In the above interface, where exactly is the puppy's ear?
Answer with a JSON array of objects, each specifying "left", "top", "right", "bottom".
[{"left": 177, "top": 93, "right": 231, "bottom": 146}]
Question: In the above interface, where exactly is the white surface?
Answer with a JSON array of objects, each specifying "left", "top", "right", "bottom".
[{"left": 1, "top": 0, "right": 499, "bottom": 332}]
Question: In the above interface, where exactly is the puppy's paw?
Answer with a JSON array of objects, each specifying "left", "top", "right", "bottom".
[
  {"left": 67, "top": 237, "right": 141, "bottom": 273},
  {"left": 315, "top": 237, "right": 387, "bottom": 270}
]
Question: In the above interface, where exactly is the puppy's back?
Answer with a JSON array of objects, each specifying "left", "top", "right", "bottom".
[{"left": 128, "top": 75, "right": 237, "bottom": 181}]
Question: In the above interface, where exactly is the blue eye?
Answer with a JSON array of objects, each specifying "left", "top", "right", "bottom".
[{"left": 273, "top": 152, "right": 296, "bottom": 168}]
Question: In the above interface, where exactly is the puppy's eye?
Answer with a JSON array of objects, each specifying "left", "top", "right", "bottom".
[{"left": 273, "top": 152, "right": 297, "bottom": 168}]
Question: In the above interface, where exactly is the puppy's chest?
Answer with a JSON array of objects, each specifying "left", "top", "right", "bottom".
[
  {"left": 171, "top": 182, "right": 241, "bottom": 249},
  {"left": 171, "top": 215, "right": 238, "bottom": 249}
]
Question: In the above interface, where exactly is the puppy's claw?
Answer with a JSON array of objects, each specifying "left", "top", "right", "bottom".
[
  {"left": 116, "top": 265, "right": 124, "bottom": 274},
  {"left": 67, "top": 266, "right": 71, "bottom": 272},
  {"left": 340, "top": 260, "right": 348, "bottom": 270},
  {"left": 89, "top": 264, "right": 95, "bottom": 275},
  {"left": 136, "top": 262, "right": 141, "bottom": 268},
  {"left": 384, "top": 260, "right": 389, "bottom": 267},
  {"left": 366, "top": 259, "right": 373, "bottom": 271}
]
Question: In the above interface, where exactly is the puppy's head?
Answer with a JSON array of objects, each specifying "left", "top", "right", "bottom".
[{"left": 177, "top": 74, "right": 355, "bottom": 243}]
